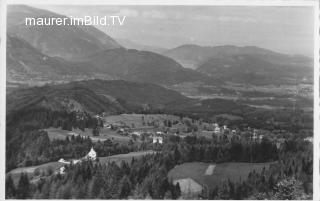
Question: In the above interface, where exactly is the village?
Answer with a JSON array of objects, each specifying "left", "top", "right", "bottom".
[{"left": 87, "top": 113, "right": 291, "bottom": 148}]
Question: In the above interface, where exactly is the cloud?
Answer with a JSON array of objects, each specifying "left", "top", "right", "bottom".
[
  {"left": 116, "top": 8, "right": 139, "bottom": 17},
  {"left": 218, "top": 16, "right": 257, "bottom": 23},
  {"left": 193, "top": 15, "right": 214, "bottom": 21},
  {"left": 141, "top": 10, "right": 166, "bottom": 19}
]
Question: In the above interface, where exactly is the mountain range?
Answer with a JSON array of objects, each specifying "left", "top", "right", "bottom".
[
  {"left": 7, "top": 5, "right": 208, "bottom": 86},
  {"left": 164, "top": 44, "right": 313, "bottom": 84},
  {"left": 6, "top": 5, "right": 313, "bottom": 88}
]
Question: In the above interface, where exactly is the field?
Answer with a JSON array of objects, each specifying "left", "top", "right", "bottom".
[
  {"left": 103, "top": 113, "right": 180, "bottom": 128},
  {"left": 168, "top": 162, "right": 275, "bottom": 190},
  {"left": 45, "top": 127, "right": 132, "bottom": 143},
  {"left": 99, "top": 150, "right": 156, "bottom": 166},
  {"left": 7, "top": 162, "right": 64, "bottom": 184}
]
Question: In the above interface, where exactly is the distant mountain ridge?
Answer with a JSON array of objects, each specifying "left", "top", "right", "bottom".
[
  {"left": 7, "top": 5, "right": 121, "bottom": 60},
  {"left": 163, "top": 44, "right": 312, "bottom": 69},
  {"left": 7, "top": 5, "right": 313, "bottom": 87},
  {"left": 7, "top": 35, "right": 209, "bottom": 85},
  {"left": 116, "top": 38, "right": 167, "bottom": 54}
]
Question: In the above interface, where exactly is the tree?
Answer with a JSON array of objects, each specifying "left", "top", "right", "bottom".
[
  {"left": 16, "top": 173, "right": 30, "bottom": 199},
  {"left": 92, "top": 127, "right": 100, "bottom": 136},
  {"left": 118, "top": 175, "right": 132, "bottom": 198},
  {"left": 174, "top": 182, "right": 181, "bottom": 199},
  {"left": 271, "top": 177, "right": 309, "bottom": 200},
  {"left": 5, "top": 175, "right": 16, "bottom": 199},
  {"left": 132, "top": 134, "right": 138, "bottom": 141}
]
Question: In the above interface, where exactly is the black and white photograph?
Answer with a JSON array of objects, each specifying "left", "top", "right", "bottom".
[{"left": 2, "top": 0, "right": 319, "bottom": 200}]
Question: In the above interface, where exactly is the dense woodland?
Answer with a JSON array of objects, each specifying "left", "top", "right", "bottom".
[{"left": 6, "top": 134, "right": 312, "bottom": 199}]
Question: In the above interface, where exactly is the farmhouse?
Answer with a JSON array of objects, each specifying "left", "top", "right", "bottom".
[
  {"left": 304, "top": 137, "right": 313, "bottom": 143},
  {"left": 59, "top": 166, "right": 66, "bottom": 175},
  {"left": 58, "top": 158, "right": 70, "bottom": 164},
  {"left": 152, "top": 136, "right": 163, "bottom": 144},
  {"left": 214, "top": 126, "right": 221, "bottom": 134},
  {"left": 156, "top": 131, "right": 164, "bottom": 135},
  {"left": 131, "top": 131, "right": 142, "bottom": 136}
]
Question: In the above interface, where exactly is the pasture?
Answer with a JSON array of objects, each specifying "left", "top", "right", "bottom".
[
  {"left": 45, "top": 127, "right": 132, "bottom": 143},
  {"left": 103, "top": 113, "right": 180, "bottom": 128},
  {"left": 99, "top": 150, "right": 156, "bottom": 166},
  {"left": 168, "top": 162, "right": 274, "bottom": 190},
  {"left": 7, "top": 162, "right": 64, "bottom": 185}
]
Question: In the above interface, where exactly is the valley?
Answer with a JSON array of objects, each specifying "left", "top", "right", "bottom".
[{"left": 5, "top": 4, "right": 314, "bottom": 200}]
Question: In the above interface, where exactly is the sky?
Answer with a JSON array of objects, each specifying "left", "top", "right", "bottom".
[{"left": 32, "top": 5, "right": 314, "bottom": 56}]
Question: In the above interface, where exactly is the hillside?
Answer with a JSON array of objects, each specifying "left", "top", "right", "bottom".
[
  {"left": 6, "top": 35, "right": 109, "bottom": 83},
  {"left": 163, "top": 44, "right": 313, "bottom": 70},
  {"left": 7, "top": 79, "right": 191, "bottom": 115},
  {"left": 7, "top": 5, "right": 121, "bottom": 60},
  {"left": 198, "top": 54, "right": 313, "bottom": 84},
  {"left": 83, "top": 48, "right": 208, "bottom": 85},
  {"left": 7, "top": 35, "right": 208, "bottom": 86},
  {"left": 115, "top": 38, "right": 167, "bottom": 54}
]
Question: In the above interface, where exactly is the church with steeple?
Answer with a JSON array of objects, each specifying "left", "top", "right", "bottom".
[{"left": 85, "top": 147, "right": 97, "bottom": 161}]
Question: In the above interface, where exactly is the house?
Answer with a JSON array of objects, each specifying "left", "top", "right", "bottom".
[
  {"left": 275, "top": 138, "right": 286, "bottom": 149},
  {"left": 59, "top": 166, "right": 66, "bottom": 175},
  {"left": 214, "top": 126, "right": 221, "bottom": 134},
  {"left": 152, "top": 136, "right": 163, "bottom": 144},
  {"left": 156, "top": 131, "right": 164, "bottom": 135},
  {"left": 58, "top": 158, "right": 70, "bottom": 164},
  {"left": 94, "top": 114, "right": 102, "bottom": 119},
  {"left": 258, "top": 135, "right": 264, "bottom": 142},
  {"left": 252, "top": 129, "right": 258, "bottom": 140},
  {"left": 72, "top": 159, "right": 81, "bottom": 164},
  {"left": 104, "top": 124, "right": 112, "bottom": 128},
  {"left": 304, "top": 137, "right": 313, "bottom": 143},
  {"left": 213, "top": 123, "right": 219, "bottom": 128},
  {"left": 132, "top": 131, "right": 142, "bottom": 136}
]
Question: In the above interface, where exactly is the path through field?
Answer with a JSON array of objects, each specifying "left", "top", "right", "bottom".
[{"left": 204, "top": 164, "right": 216, "bottom": 175}]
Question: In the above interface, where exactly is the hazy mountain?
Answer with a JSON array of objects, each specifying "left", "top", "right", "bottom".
[
  {"left": 116, "top": 38, "right": 167, "bottom": 54},
  {"left": 7, "top": 34, "right": 208, "bottom": 85},
  {"left": 83, "top": 48, "right": 208, "bottom": 85},
  {"left": 163, "top": 44, "right": 313, "bottom": 69},
  {"left": 7, "top": 79, "right": 191, "bottom": 114},
  {"left": 198, "top": 54, "right": 313, "bottom": 84},
  {"left": 7, "top": 5, "right": 121, "bottom": 60},
  {"left": 6, "top": 35, "right": 110, "bottom": 83},
  {"left": 6, "top": 6, "right": 209, "bottom": 86}
]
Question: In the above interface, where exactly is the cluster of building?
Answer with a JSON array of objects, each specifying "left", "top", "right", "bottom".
[
  {"left": 104, "top": 122, "right": 165, "bottom": 144},
  {"left": 56, "top": 147, "right": 97, "bottom": 174}
]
